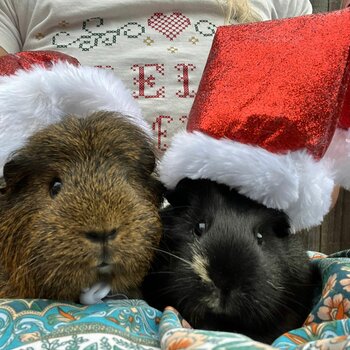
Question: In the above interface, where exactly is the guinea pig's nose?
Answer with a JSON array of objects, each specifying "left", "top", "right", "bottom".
[{"left": 85, "top": 229, "right": 118, "bottom": 243}]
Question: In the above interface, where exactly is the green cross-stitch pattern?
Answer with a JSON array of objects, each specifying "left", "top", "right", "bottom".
[
  {"left": 51, "top": 15, "right": 216, "bottom": 51},
  {"left": 52, "top": 17, "right": 146, "bottom": 51}
]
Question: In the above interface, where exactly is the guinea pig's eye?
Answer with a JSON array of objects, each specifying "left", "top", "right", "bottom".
[
  {"left": 256, "top": 232, "right": 263, "bottom": 245},
  {"left": 49, "top": 178, "right": 62, "bottom": 198},
  {"left": 193, "top": 222, "right": 206, "bottom": 236}
]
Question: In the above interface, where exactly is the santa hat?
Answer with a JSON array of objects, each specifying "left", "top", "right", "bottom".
[
  {"left": 159, "top": 9, "right": 350, "bottom": 232},
  {"left": 0, "top": 51, "right": 151, "bottom": 178}
]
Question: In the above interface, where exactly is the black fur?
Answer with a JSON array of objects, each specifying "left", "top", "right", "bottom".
[{"left": 142, "top": 178, "right": 318, "bottom": 344}]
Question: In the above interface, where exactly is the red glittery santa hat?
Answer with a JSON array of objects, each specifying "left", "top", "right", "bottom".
[
  {"left": 159, "top": 9, "right": 350, "bottom": 231},
  {"left": 0, "top": 51, "right": 150, "bottom": 178}
]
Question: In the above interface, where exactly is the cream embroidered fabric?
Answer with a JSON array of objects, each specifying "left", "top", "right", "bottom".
[{"left": 0, "top": 0, "right": 312, "bottom": 152}]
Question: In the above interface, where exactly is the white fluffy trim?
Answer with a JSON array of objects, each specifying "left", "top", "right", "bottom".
[
  {"left": 0, "top": 62, "right": 151, "bottom": 177},
  {"left": 159, "top": 131, "right": 334, "bottom": 231},
  {"left": 324, "top": 128, "right": 350, "bottom": 190}
]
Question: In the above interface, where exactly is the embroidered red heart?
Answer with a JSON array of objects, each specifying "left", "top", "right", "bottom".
[{"left": 148, "top": 12, "right": 191, "bottom": 41}]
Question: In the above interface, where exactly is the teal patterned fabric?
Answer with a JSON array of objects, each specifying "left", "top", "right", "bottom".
[
  {"left": 0, "top": 299, "right": 161, "bottom": 349},
  {"left": 272, "top": 250, "right": 350, "bottom": 350},
  {"left": 1, "top": 250, "right": 350, "bottom": 350}
]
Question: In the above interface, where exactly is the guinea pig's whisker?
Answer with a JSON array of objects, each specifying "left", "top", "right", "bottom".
[
  {"left": 245, "top": 300, "right": 259, "bottom": 318},
  {"left": 188, "top": 303, "right": 205, "bottom": 326},
  {"left": 254, "top": 304, "right": 278, "bottom": 327},
  {"left": 156, "top": 283, "right": 194, "bottom": 297},
  {"left": 15, "top": 255, "right": 41, "bottom": 272},
  {"left": 150, "top": 247, "right": 193, "bottom": 268},
  {"left": 264, "top": 283, "right": 309, "bottom": 318},
  {"left": 163, "top": 205, "right": 200, "bottom": 211},
  {"left": 156, "top": 286, "right": 183, "bottom": 297},
  {"left": 276, "top": 292, "right": 311, "bottom": 311},
  {"left": 38, "top": 260, "right": 66, "bottom": 298},
  {"left": 148, "top": 271, "right": 176, "bottom": 275},
  {"left": 159, "top": 242, "right": 172, "bottom": 253},
  {"left": 160, "top": 279, "right": 195, "bottom": 291},
  {"left": 283, "top": 281, "right": 319, "bottom": 287},
  {"left": 177, "top": 294, "right": 193, "bottom": 310},
  {"left": 266, "top": 280, "right": 285, "bottom": 291},
  {"left": 168, "top": 276, "right": 196, "bottom": 285},
  {"left": 267, "top": 280, "right": 313, "bottom": 312},
  {"left": 267, "top": 296, "right": 303, "bottom": 320}
]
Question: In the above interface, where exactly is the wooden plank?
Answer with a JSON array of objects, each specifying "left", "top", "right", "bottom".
[
  {"left": 340, "top": 190, "right": 350, "bottom": 250},
  {"left": 301, "top": 189, "right": 350, "bottom": 254},
  {"left": 320, "top": 190, "right": 345, "bottom": 253},
  {"left": 311, "top": 1, "right": 329, "bottom": 12},
  {"left": 305, "top": 0, "right": 349, "bottom": 255},
  {"left": 310, "top": 0, "right": 342, "bottom": 12},
  {"left": 329, "top": 0, "right": 342, "bottom": 10},
  {"left": 301, "top": 226, "right": 321, "bottom": 252}
]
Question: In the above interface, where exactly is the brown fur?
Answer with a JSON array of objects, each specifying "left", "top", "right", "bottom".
[{"left": 0, "top": 111, "right": 163, "bottom": 301}]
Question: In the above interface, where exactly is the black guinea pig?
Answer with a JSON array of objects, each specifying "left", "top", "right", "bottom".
[{"left": 142, "top": 178, "right": 318, "bottom": 344}]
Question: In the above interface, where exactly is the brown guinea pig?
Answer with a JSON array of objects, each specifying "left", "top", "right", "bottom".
[{"left": 0, "top": 111, "right": 163, "bottom": 301}]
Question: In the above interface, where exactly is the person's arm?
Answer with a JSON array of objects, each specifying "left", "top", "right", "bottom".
[
  {"left": 261, "top": 0, "right": 313, "bottom": 20},
  {"left": 327, "top": 0, "right": 350, "bottom": 210},
  {"left": 0, "top": 47, "right": 8, "bottom": 57},
  {"left": 330, "top": 186, "right": 340, "bottom": 210},
  {"left": 250, "top": 0, "right": 312, "bottom": 21},
  {"left": 0, "top": 0, "right": 22, "bottom": 53}
]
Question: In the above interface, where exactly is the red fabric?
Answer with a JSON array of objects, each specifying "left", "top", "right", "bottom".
[
  {"left": 340, "top": 70, "right": 350, "bottom": 129},
  {"left": 188, "top": 9, "right": 350, "bottom": 159},
  {"left": 0, "top": 51, "right": 80, "bottom": 77},
  {"left": 340, "top": 2, "right": 350, "bottom": 129}
]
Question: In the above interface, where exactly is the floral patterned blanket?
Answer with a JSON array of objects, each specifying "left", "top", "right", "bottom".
[{"left": 1, "top": 250, "right": 350, "bottom": 350}]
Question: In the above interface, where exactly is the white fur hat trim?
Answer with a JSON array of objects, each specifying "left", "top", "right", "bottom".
[
  {"left": 324, "top": 128, "right": 350, "bottom": 190},
  {"left": 0, "top": 62, "right": 151, "bottom": 178},
  {"left": 159, "top": 131, "right": 334, "bottom": 232}
]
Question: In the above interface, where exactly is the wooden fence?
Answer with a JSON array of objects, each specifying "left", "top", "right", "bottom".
[{"left": 301, "top": 0, "right": 349, "bottom": 253}]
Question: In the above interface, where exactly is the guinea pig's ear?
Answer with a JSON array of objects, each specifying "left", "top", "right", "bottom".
[
  {"left": 2, "top": 157, "right": 30, "bottom": 193},
  {"left": 0, "top": 177, "right": 5, "bottom": 195},
  {"left": 271, "top": 214, "right": 292, "bottom": 237},
  {"left": 165, "top": 178, "right": 196, "bottom": 207},
  {"left": 164, "top": 188, "right": 186, "bottom": 207},
  {"left": 141, "top": 151, "right": 157, "bottom": 175},
  {"left": 147, "top": 177, "right": 166, "bottom": 206},
  {"left": 135, "top": 140, "right": 159, "bottom": 176}
]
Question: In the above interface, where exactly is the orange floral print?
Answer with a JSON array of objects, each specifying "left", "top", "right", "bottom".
[
  {"left": 340, "top": 274, "right": 350, "bottom": 292},
  {"left": 313, "top": 335, "right": 349, "bottom": 350},
  {"left": 322, "top": 274, "right": 337, "bottom": 298},
  {"left": 165, "top": 306, "right": 180, "bottom": 315},
  {"left": 166, "top": 332, "right": 207, "bottom": 350},
  {"left": 317, "top": 294, "right": 350, "bottom": 321},
  {"left": 167, "top": 337, "right": 195, "bottom": 350},
  {"left": 303, "top": 313, "right": 315, "bottom": 326},
  {"left": 20, "top": 332, "right": 41, "bottom": 342},
  {"left": 58, "top": 307, "right": 77, "bottom": 321},
  {"left": 309, "top": 252, "right": 327, "bottom": 260}
]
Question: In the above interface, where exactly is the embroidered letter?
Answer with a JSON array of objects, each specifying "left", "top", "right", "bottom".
[
  {"left": 152, "top": 116, "right": 174, "bottom": 150},
  {"left": 175, "top": 64, "right": 196, "bottom": 98},
  {"left": 132, "top": 64, "right": 165, "bottom": 99}
]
